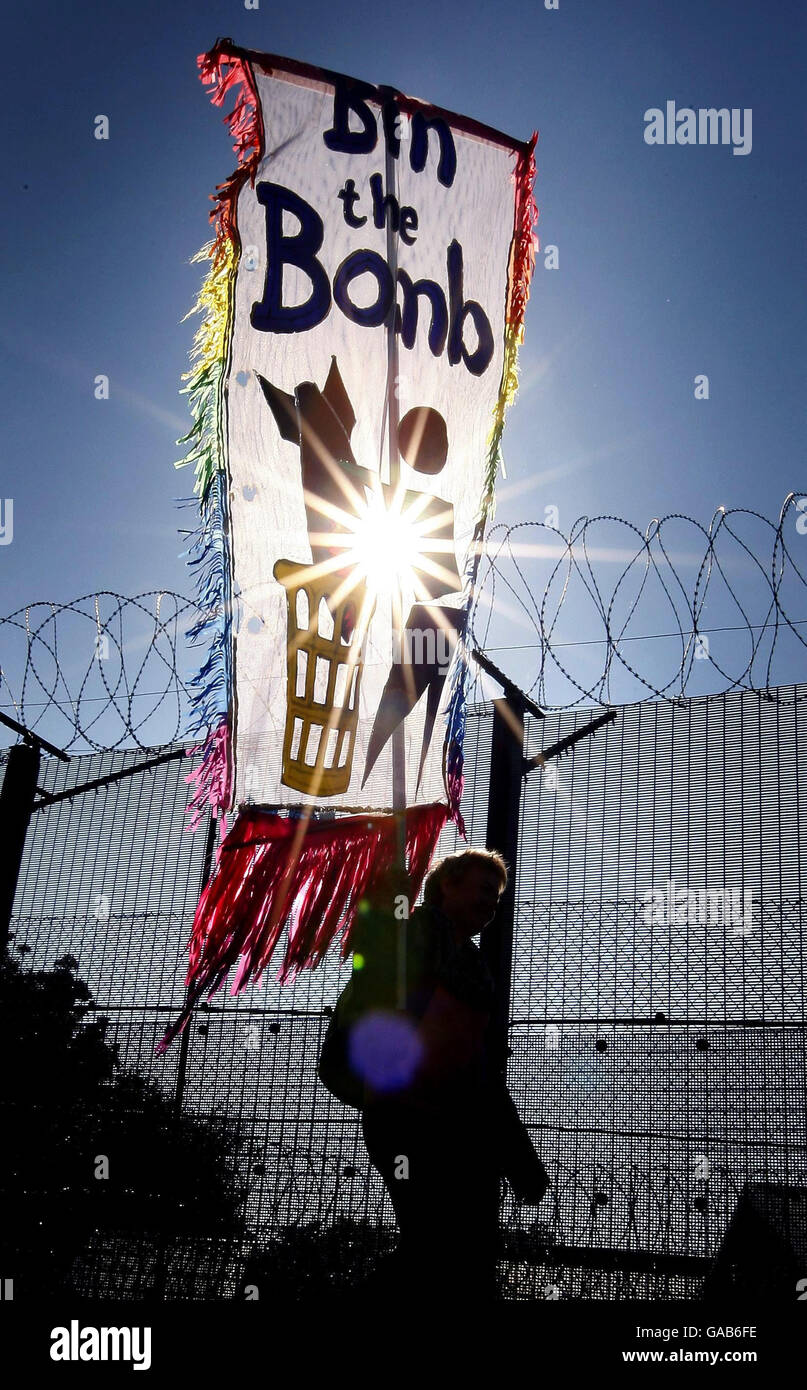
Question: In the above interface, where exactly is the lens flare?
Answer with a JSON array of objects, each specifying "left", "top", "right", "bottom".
[
  {"left": 348, "top": 1009, "right": 424, "bottom": 1092},
  {"left": 345, "top": 488, "right": 423, "bottom": 595}
]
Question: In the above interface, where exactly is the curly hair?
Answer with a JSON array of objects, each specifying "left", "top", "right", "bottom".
[{"left": 422, "top": 848, "right": 508, "bottom": 909}]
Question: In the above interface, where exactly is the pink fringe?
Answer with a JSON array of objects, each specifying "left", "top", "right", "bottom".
[
  {"left": 183, "top": 719, "right": 232, "bottom": 836},
  {"left": 446, "top": 767, "right": 466, "bottom": 840},
  {"left": 155, "top": 802, "right": 449, "bottom": 1055}
]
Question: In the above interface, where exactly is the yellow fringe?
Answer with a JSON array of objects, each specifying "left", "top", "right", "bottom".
[{"left": 180, "top": 238, "right": 236, "bottom": 386}]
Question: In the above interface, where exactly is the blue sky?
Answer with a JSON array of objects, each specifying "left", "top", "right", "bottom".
[{"left": 1, "top": 0, "right": 805, "bottom": 740}]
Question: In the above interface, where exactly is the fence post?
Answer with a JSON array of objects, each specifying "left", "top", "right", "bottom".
[
  {"left": 173, "top": 809, "right": 220, "bottom": 1116},
  {"left": 0, "top": 742, "right": 41, "bottom": 957},
  {"left": 480, "top": 696, "right": 525, "bottom": 1076},
  {"left": 478, "top": 694, "right": 528, "bottom": 1295},
  {"left": 148, "top": 809, "right": 221, "bottom": 1300}
]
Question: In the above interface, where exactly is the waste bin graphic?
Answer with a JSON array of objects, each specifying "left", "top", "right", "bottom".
[{"left": 273, "top": 558, "right": 376, "bottom": 796}]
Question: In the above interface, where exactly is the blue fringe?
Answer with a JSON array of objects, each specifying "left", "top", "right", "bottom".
[
  {"left": 443, "top": 561, "right": 476, "bottom": 805},
  {"left": 175, "top": 470, "right": 232, "bottom": 741}
]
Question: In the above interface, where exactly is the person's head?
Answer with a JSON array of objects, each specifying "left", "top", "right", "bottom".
[{"left": 422, "top": 849, "right": 508, "bottom": 939}]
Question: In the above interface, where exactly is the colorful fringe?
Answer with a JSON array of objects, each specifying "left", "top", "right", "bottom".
[
  {"left": 178, "top": 42, "right": 536, "bottom": 838},
  {"left": 479, "top": 131, "right": 539, "bottom": 531},
  {"left": 444, "top": 132, "right": 539, "bottom": 828},
  {"left": 174, "top": 43, "right": 263, "bottom": 832},
  {"left": 155, "top": 802, "right": 449, "bottom": 1055}
]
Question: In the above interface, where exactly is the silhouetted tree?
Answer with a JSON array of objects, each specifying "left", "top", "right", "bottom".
[
  {"left": 239, "top": 1217, "right": 397, "bottom": 1299},
  {"left": 0, "top": 947, "right": 247, "bottom": 1298}
]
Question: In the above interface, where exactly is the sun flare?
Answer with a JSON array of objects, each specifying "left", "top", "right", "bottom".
[{"left": 340, "top": 486, "right": 425, "bottom": 596}]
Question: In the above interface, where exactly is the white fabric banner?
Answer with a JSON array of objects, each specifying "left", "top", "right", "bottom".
[{"left": 226, "top": 57, "right": 522, "bottom": 810}]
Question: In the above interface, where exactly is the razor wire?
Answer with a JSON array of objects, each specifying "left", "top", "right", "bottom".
[
  {"left": 0, "top": 590, "right": 199, "bottom": 753},
  {"left": 1, "top": 493, "right": 806, "bottom": 752},
  {"left": 468, "top": 491, "right": 807, "bottom": 710}
]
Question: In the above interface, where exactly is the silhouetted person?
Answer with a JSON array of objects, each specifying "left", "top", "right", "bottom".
[{"left": 348, "top": 850, "right": 549, "bottom": 1302}]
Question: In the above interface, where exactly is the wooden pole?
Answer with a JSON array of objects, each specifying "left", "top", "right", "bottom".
[{"left": 384, "top": 111, "right": 408, "bottom": 1006}]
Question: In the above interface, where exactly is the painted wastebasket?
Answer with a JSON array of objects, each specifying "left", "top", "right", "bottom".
[{"left": 273, "top": 558, "right": 376, "bottom": 797}]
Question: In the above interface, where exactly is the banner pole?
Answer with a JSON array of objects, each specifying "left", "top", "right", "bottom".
[{"left": 384, "top": 114, "right": 408, "bottom": 1004}]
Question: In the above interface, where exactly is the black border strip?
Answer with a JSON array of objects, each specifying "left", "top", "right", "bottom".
[{"left": 209, "top": 37, "right": 533, "bottom": 156}]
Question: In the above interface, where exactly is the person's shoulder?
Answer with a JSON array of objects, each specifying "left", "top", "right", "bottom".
[
  {"left": 406, "top": 903, "right": 452, "bottom": 973},
  {"left": 409, "top": 902, "right": 453, "bottom": 945},
  {"left": 410, "top": 902, "right": 450, "bottom": 929}
]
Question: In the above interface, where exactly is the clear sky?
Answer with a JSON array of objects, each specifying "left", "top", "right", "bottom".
[{"left": 1, "top": 0, "right": 805, "bottom": 735}]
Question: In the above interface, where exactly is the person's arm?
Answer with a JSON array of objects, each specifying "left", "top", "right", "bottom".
[{"left": 491, "top": 1085, "right": 550, "bottom": 1203}]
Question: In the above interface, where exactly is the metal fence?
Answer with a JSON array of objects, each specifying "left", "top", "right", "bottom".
[{"left": 4, "top": 681, "right": 806, "bottom": 1301}]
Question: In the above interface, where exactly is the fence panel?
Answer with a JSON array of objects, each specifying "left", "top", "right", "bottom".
[{"left": 4, "top": 682, "right": 806, "bottom": 1299}]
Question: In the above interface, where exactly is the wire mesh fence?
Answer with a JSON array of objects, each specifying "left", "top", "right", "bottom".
[{"left": 4, "top": 680, "right": 806, "bottom": 1301}]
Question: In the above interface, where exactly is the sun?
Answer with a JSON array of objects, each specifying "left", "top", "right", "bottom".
[
  {"left": 344, "top": 486, "right": 425, "bottom": 596},
  {"left": 303, "top": 471, "right": 460, "bottom": 612}
]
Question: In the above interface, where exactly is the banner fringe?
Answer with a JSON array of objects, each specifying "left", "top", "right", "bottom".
[
  {"left": 172, "top": 45, "right": 263, "bottom": 829},
  {"left": 444, "top": 132, "right": 539, "bottom": 827},
  {"left": 155, "top": 802, "right": 449, "bottom": 1055}
]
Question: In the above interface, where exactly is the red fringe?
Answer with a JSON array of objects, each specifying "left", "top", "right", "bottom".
[
  {"left": 508, "top": 131, "right": 539, "bottom": 331},
  {"left": 197, "top": 41, "right": 264, "bottom": 242},
  {"left": 155, "top": 802, "right": 449, "bottom": 1056}
]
